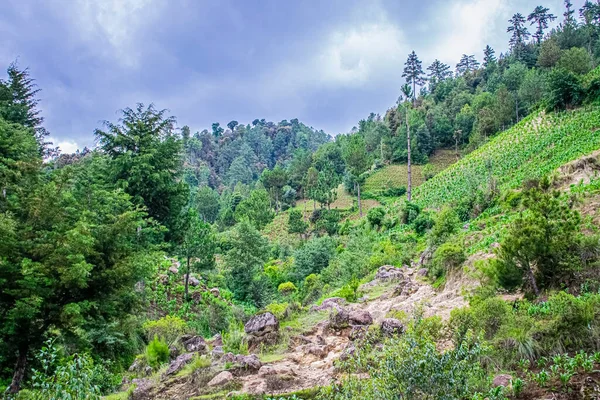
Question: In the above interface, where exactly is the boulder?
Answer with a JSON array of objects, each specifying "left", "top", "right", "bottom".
[
  {"left": 417, "top": 268, "right": 428, "bottom": 277},
  {"left": 329, "top": 308, "right": 350, "bottom": 330},
  {"left": 165, "top": 352, "right": 193, "bottom": 375},
  {"left": 393, "top": 281, "right": 418, "bottom": 297},
  {"left": 207, "top": 371, "right": 234, "bottom": 387},
  {"left": 310, "top": 297, "right": 347, "bottom": 312},
  {"left": 492, "top": 374, "right": 512, "bottom": 388},
  {"left": 183, "top": 336, "right": 207, "bottom": 353},
  {"left": 168, "top": 266, "right": 179, "bottom": 275},
  {"left": 245, "top": 312, "right": 279, "bottom": 336},
  {"left": 188, "top": 276, "right": 200, "bottom": 286},
  {"left": 349, "top": 310, "right": 373, "bottom": 326},
  {"left": 211, "top": 346, "right": 224, "bottom": 359},
  {"left": 131, "top": 378, "right": 154, "bottom": 400},
  {"left": 380, "top": 318, "right": 405, "bottom": 336},
  {"left": 209, "top": 333, "right": 223, "bottom": 346},
  {"left": 339, "top": 343, "right": 356, "bottom": 361},
  {"left": 168, "top": 345, "right": 179, "bottom": 360},
  {"left": 128, "top": 358, "right": 143, "bottom": 373},
  {"left": 375, "top": 265, "right": 404, "bottom": 282},
  {"left": 304, "top": 344, "right": 328, "bottom": 358},
  {"left": 157, "top": 274, "right": 169, "bottom": 285},
  {"left": 237, "top": 354, "right": 262, "bottom": 370},
  {"left": 210, "top": 287, "right": 220, "bottom": 297}
]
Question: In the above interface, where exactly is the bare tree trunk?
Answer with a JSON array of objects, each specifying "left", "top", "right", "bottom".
[
  {"left": 6, "top": 344, "right": 28, "bottom": 394},
  {"left": 184, "top": 256, "right": 190, "bottom": 301},
  {"left": 357, "top": 183, "right": 362, "bottom": 217},
  {"left": 406, "top": 107, "right": 412, "bottom": 202},
  {"left": 525, "top": 263, "right": 540, "bottom": 297}
]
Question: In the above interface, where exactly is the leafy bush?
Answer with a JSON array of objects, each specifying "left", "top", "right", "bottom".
[
  {"left": 428, "top": 207, "right": 460, "bottom": 246},
  {"left": 400, "top": 201, "right": 421, "bottom": 224},
  {"left": 545, "top": 68, "right": 584, "bottom": 111},
  {"left": 367, "top": 207, "right": 386, "bottom": 229},
  {"left": 298, "top": 273, "right": 324, "bottom": 306},
  {"left": 382, "top": 186, "right": 407, "bottom": 197},
  {"left": 430, "top": 241, "right": 466, "bottom": 278},
  {"left": 413, "top": 213, "right": 434, "bottom": 235},
  {"left": 291, "top": 236, "right": 336, "bottom": 282},
  {"left": 315, "top": 210, "right": 341, "bottom": 236},
  {"left": 222, "top": 322, "right": 248, "bottom": 355},
  {"left": 265, "top": 302, "right": 289, "bottom": 320},
  {"left": 146, "top": 336, "right": 170, "bottom": 368},
  {"left": 142, "top": 315, "right": 188, "bottom": 346},
  {"left": 277, "top": 281, "right": 298, "bottom": 295},
  {"left": 331, "top": 279, "right": 360, "bottom": 302}
]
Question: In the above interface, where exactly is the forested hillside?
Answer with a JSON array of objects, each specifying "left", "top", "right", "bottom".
[{"left": 3, "top": 1, "right": 600, "bottom": 400}]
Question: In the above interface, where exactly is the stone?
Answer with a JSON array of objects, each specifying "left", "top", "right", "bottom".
[
  {"left": 131, "top": 378, "right": 154, "bottom": 400},
  {"left": 157, "top": 274, "right": 169, "bottom": 285},
  {"left": 380, "top": 318, "right": 405, "bottom": 336},
  {"left": 328, "top": 308, "right": 350, "bottom": 330},
  {"left": 210, "top": 333, "right": 223, "bottom": 346},
  {"left": 207, "top": 371, "right": 234, "bottom": 387},
  {"left": 210, "top": 287, "right": 220, "bottom": 297},
  {"left": 375, "top": 265, "right": 404, "bottom": 282},
  {"left": 492, "top": 374, "right": 512, "bottom": 388},
  {"left": 211, "top": 346, "right": 224, "bottom": 359},
  {"left": 128, "top": 358, "right": 143, "bottom": 373},
  {"left": 188, "top": 276, "right": 200, "bottom": 286},
  {"left": 349, "top": 310, "right": 373, "bottom": 326},
  {"left": 183, "top": 336, "right": 207, "bottom": 353},
  {"left": 144, "top": 366, "right": 153, "bottom": 376},
  {"left": 349, "top": 325, "right": 368, "bottom": 341},
  {"left": 168, "top": 345, "right": 179, "bottom": 360},
  {"left": 165, "top": 352, "right": 194, "bottom": 375},
  {"left": 168, "top": 266, "right": 179, "bottom": 274},
  {"left": 417, "top": 268, "right": 428, "bottom": 277},
  {"left": 304, "top": 344, "right": 328, "bottom": 358},
  {"left": 310, "top": 297, "right": 347, "bottom": 312},
  {"left": 244, "top": 312, "right": 279, "bottom": 336},
  {"left": 234, "top": 354, "right": 262, "bottom": 370}
]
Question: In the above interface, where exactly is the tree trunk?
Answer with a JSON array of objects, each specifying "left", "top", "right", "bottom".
[
  {"left": 184, "top": 256, "right": 190, "bottom": 301},
  {"left": 525, "top": 263, "right": 540, "bottom": 297},
  {"left": 357, "top": 183, "right": 362, "bottom": 217},
  {"left": 406, "top": 107, "right": 412, "bottom": 202},
  {"left": 6, "top": 344, "right": 28, "bottom": 394}
]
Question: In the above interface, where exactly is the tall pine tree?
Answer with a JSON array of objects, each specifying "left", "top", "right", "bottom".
[{"left": 402, "top": 51, "right": 426, "bottom": 105}]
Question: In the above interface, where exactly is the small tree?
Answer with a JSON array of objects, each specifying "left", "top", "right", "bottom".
[
  {"left": 288, "top": 209, "right": 308, "bottom": 239},
  {"left": 400, "top": 84, "right": 413, "bottom": 201},
  {"left": 342, "top": 134, "right": 371, "bottom": 217},
  {"left": 179, "top": 208, "right": 216, "bottom": 300},
  {"left": 235, "top": 189, "right": 274, "bottom": 230}
]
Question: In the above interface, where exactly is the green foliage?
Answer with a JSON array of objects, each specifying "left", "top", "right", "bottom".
[
  {"left": 222, "top": 322, "right": 248, "bottom": 355},
  {"left": 545, "top": 68, "right": 584, "bottom": 111},
  {"left": 291, "top": 237, "right": 336, "bottom": 283},
  {"left": 277, "top": 282, "right": 298, "bottom": 295},
  {"left": 194, "top": 186, "right": 221, "bottom": 223},
  {"left": 557, "top": 47, "right": 592, "bottom": 75},
  {"left": 265, "top": 302, "right": 290, "bottom": 320},
  {"left": 431, "top": 241, "right": 466, "bottom": 279},
  {"left": 235, "top": 189, "right": 274, "bottom": 230},
  {"left": 366, "top": 207, "right": 386, "bottom": 229},
  {"left": 142, "top": 315, "right": 188, "bottom": 346},
  {"left": 146, "top": 336, "right": 169, "bottom": 368},
  {"left": 327, "top": 331, "right": 489, "bottom": 400},
  {"left": 429, "top": 207, "right": 460, "bottom": 246},
  {"left": 331, "top": 279, "right": 360, "bottom": 302},
  {"left": 287, "top": 209, "right": 308, "bottom": 237}
]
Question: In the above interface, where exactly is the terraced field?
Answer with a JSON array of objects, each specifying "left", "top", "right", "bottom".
[{"left": 414, "top": 107, "right": 600, "bottom": 208}]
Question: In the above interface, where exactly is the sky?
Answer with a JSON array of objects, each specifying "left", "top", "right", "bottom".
[{"left": 0, "top": 0, "right": 584, "bottom": 153}]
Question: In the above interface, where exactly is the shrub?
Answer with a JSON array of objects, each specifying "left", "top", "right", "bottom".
[
  {"left": 332, "top": 279, "right": 360, "bottom": 302},
  {"left": 400, "top": 202, "right": 421, "bottom": 224},
  {"left": 222, "top": 322, "right": 248, "bottom": 355},
  {"left": 423, "top": 164, "right": 437, "bottom": 181},
  {"left": 383, "top": 186, "right": 407, "bottom": 197},
  {"left": 291, "top": 236, "right": 336, "bottom": 282},
  {"left": 428, "top": 207, "right": 460, "bottom": 246},
  {"left": 299, "top": 273, "right": 324, "bottom": 306},
  {"left": 277, "top": 281, "right": 298, "bottom": 295},
  {"left": 266, "top": 302, "right": 290, "bottom": 320},
  {"left": 315, "top": 210, "right": 341, "bottom": 236},
  {"left": 287, "top": 210, "right": 308, "bottom": 237},
  {"left": 545, "top": 68, "right": 584, "bottom": 111},
  {"left": 430, "top": 241, "right": 466, "bottom": 278},
  {"left": 367, "top": 207, "right": 386, "bottom": 229},
  {"left": 146, "top": 336, "right": 170, "bottom": 368},
  {"left": 142, "top": 315, "right": 188, "bottom": 346},
  {"left": 413, "top": 213, "right": 434, "bottom": 235}
]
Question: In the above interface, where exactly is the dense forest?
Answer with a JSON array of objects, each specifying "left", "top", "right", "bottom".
[{"left": 3, "top": 1, "right": 600, "bottom": 399}]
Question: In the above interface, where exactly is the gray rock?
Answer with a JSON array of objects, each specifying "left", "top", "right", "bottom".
[
  {"left": 304, "top": 344, "right": 328, "bottom": 358},
  {"left": 329, "top": 308, "right": 350, "bottom": 330},
  {"left": 380, "top": 318, "right": 405, "bottom": 336},
  {"left": 165, "top": 352, "right": 193, "bottom": 375},
  {"left": 207, "top": 371, "right": 234, "bottom": 387},
  {"left": 349, "top": 310, "right": 373, "bottom": 326},
  {"left": 144, "top": 366, "right": 153, "bottom": 376},
  {"left": 375, "top": 265, "right": 404, "bottom": 282},
  {"left": 210, "top": 333, "right": 223, "bottom": 346},
  {"left": 339, "top": 343, "right": 356, "bottom": 361},
  {"left": 244, "top": 312, "right": 279, "bottom": 336},
  {"left": 183, "top": 336, "right": 207, "bottom": 353},
  {"left": 210, "top": 287, "right": 220, "bottom": 297},
  {"left": 168, "top": 266, "right": 179, "bottom": 274},
  {"left": 310, "top": 297, "right": 347, "bottom": 312},
  {"left": 188, "top": 276, "right": 200, "bottom": 286},
  {"left": 211, "top": 346, "right": 224, "bottom": 359},
  {"left": 417, "top": 268, "right": 428, "bottom": 277},
  {"left": 235, "top": 354, "right": 262, "bottom": 370},
  {"left": 128, "top": 358, "right": 143, "bottom": 373},
  {"left": 492, "top": 374, "right": 512, "bottom": 388},
  {"left": 131, "top": 378, "right": 154, "bottom": 400},
  {"left": 168, "top": 345, "right": 179, "bottom": 360}
]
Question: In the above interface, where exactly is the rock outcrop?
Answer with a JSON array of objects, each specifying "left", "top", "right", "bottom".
[
  {"left": 208, "top": 371, "right": 234, "bottom": 387},
  {"left": 375, "top": 265, "right": 405, "bottom": 282},
  {"left": 183, "top": 336, "right": 207, "bottom": 353},
  {"left": 380, "top": 318, "right": 405, "bottom": 336},
  {"left": 245, "top": 312, "right": 279, "bottom": 349},
  {"left": 165, "top": 353, "right": 194, "bottom": 375}
]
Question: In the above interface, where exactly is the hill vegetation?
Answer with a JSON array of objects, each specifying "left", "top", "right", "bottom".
[{"left": 2, "top": 1, "right": 600, "bottom": 399}]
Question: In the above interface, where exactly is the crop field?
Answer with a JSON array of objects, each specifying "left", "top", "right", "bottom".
[
  {"left": 363, "top": 149, "right": 457, "bottom": 195},
  {"left": 414, "top": 107, "right": 600, "bottom": 208}
]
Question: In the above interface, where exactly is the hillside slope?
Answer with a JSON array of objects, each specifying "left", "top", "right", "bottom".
[{"left": 413, "top": 107, "right": 600, "bottom": 208}]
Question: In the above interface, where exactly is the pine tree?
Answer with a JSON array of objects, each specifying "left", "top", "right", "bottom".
[
  {"left": 483, "top": 45, "right": 497, "bottom": 67},
  {"left": 427, "top": 60, "right": 452, "bottom": 84},
  {"left": 508, "top": 13, "right": 531, "bottom": 60},
  {"left": 528, "top": 6, "right": 557, "bottom": 44},
  {"left": 402, "top": 51, "right": 426, "bottom": 105},
  {"left": 564, "top": 0, "right": 576, "bottom": 26},
  {"left": 456, "top": 54, "right": 480, "bottom": 75}
]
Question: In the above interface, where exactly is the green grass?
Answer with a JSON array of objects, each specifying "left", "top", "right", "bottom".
[
  {"left": 414, "top": 107, "right": 600, "bottom": 209},
  {"left": 363, "top": 149, "right": 457, "bottom": 195}
]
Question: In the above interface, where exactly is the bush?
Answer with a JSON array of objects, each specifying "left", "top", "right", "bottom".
[
  {"left": 367, "top": 207, "right": 386, "bottom": 229},
  {"left": 400, "top": 202, "right": 421, "bottom": 224},
  {"left": 265, "top": 302, "right": 290, "bottom": 320},
  {"left": 430, "top": 241, "right": 466, "bottom": 278},
  {"left": 146, "top": 336, "right": 170, "bottom": 368},
  {"left": 315, "top": 210, "right": 341, "bottom": 236},
  {"left": 222, "top": 322, "right": 248, "bottom": 355},
  {"left": 331, "top": 279, "right": 360, "bottom": 302},
  {"left": 428, "top": 207, "right": 460, "bottom": 246},
  {"left": 545, "top": 68, "right": 584, "bottom": 111},
  {"left": 142, "top": 315, "right": 188, "bottom": 346},
  {"left": 291, "top": 236, "right": 336, "bottom": 282},
  {"left": 299, "top": 273, "right": 324, "bottom": 306},
  {"left": 413, "top": 213, "right": 434, "bottom": 235},
  {"left": 278, "top": 281, "right": 298, "bottom": 295},
  {"left": 383, "top": 186, "right": 407, "bottom": 197}
]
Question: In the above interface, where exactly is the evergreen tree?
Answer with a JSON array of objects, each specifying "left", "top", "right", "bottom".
[
  {"left": 564, "top": 0, "right": 576, "bottom": 26},
  {"left": 456, "top": 54, "right": 480, "bottom": 75},
  {"left": 342, "top": 134, "right": 371, "bottom": 217},
  {"left": 427, "top": 60, "right": 452, "bottom": 81},
  {"left": 402, "top": 51, "right": 426, "bottom": 105},
  {"left": 287, "top": 209, "right": 308, "bottom": 239},
  {"left": 227, "top": 120, "right": 239, "bottom": 132},
  {"left": 234, "top": 189, "right": 274, "bottom": 229},
  {"left": 483, "top": 45, "right": 497, "bottom": 67},
  {"left": 508, "top": 13, "right": 531, "bottom": 60},
  {"left": 528, "top": 6, "right": 557, "bottom": 44},
  {"left": 401, "top": 83, "right": 413, "bottom": 201}
]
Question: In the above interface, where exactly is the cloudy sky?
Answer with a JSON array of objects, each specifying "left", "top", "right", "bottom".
[{"left": 0, "top": 0, "right": 582, "bottom": 153}]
